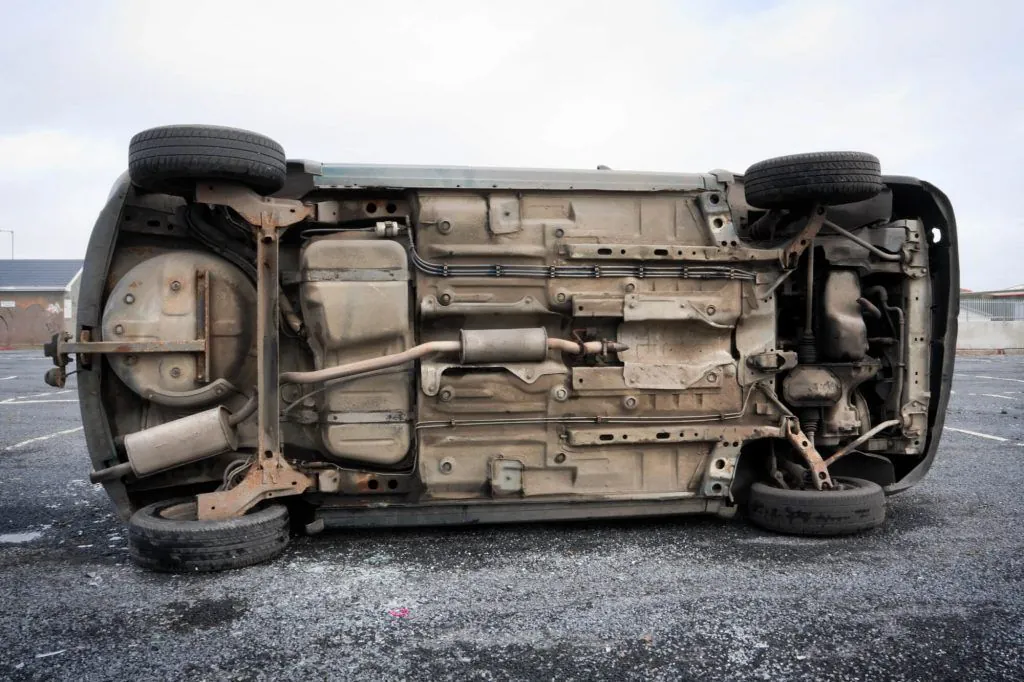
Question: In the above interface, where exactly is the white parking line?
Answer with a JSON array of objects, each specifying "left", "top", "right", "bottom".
[
  {"left": 975, "top": 375, "right": 1024, "bottom": 383},
  {"left": 0, "top": 390, "right": 74, "bottom": 403},
  {"left": 944, "top": 427, "right": 1008, "bottom": 442},
  {"left": 3, "top": 426, "right": 84, "bottom": 452},
  {"left": 0, "top": 376, "right": 15, "bottom": 381},
  {"left": 0, "top": 400, "right": 79, "bottom": 405},
  {"left": 982, "top": 393, "right": 1019, "bottom": 401}
]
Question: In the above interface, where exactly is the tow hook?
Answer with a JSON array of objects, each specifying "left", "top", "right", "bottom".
[{"left": 783, "top": 416, "right": 834, "bottom": 490}]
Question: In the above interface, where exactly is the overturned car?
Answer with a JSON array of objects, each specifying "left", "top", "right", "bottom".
[{"left": 44, "top": 125, "right": 958, "bottom": 571}]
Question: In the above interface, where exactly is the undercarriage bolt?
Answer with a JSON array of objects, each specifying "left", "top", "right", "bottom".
[
  {"left": 706, "top": 372, "right": 718, "bottom": 383},
  {"left": 623, "top": 395, "right": 638, "bottom": 410},
  {"left": 170, "top": 280, "right": 182, "bottom": 292},
  {"left": 439, "top": 388, "right": 453, "bottom": 402},
  {"left": 552, "top": 386, "right": 569, "bottom": 402},
  {"left": 124, "top": 293, "right": 135, "bottom": 304},
  {"left": 706, "top": 305, "right": 716, "bottom": 315},
  {"left": 624, "top": 282, "right": 636, "bottom": 293},
  {"left": 554, "top": 453, "right": 566, "bottom": 464},
  {"left": 113, "top": 324, "right": 124, "bottom": 336},
  {"left": 555, "top": 292, "right": 567, "bottom": 303},
  {"left": 439, "top": 458, "right": 454, "bottom": 474},
  {"left": 554, "top": 228, "right": 565, "bottom": 238},
  {"left": 437, "top": 220, "right": 453, "bottom": 235},
  {"left": 169, "top": 367, "right": 182, "bottom": 379},
  {"left": 438, "top": 293, "right": 452, "bottom": 306}
]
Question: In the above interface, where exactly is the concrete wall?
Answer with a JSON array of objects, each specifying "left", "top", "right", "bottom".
[
  {"left": 63, "top": 270, "right": 81, "bottom": 336},
  {"left": 0, "top": 291, "right": 65, "bottom": 348},
  {"left": 957, "top": 320, "right": 1024, "bottom": 351}
]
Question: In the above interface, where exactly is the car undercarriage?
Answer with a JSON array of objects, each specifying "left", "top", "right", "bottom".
[{"left": 44, "top": 126, "right": 959, "bottom": 571}]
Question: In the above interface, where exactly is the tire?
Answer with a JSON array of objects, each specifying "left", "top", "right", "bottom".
[
  {"left": 746, "top": 476, "right": 885, "bottom": 536},
  {"left": 743, "top": 151, "right": 884, "bottom": 209},
  {"left": 127, "top": 498, "right": 290, "bottom": 572},
  {"left": 128, "top": 125, "right": 287, "bottom": 196}
]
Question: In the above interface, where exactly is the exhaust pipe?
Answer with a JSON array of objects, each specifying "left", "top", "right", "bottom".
[{"left": 279, "top": 329, "right": 628, "bottom": 385}]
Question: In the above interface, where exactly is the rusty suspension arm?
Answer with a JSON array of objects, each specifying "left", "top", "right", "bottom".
[
  {"left": 757, "top": 383, "right": 835, "bottom": 490},
  {"left": 823, "top": 419, "right": 902, "bottom": 468},
  {"left": 756, "top": 384, "right": 906, "bottom": 489}
]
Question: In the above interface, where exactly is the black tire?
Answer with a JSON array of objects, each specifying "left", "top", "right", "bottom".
[
  {"left": 127, "top": 498, "right": 289, "bottom": 572},
  {"left": 746, "top": 477, "right": 885, "bottom": 536},
  {"left": 128, "top": 125, "right": 287, "bottom": 196},
  {"left": 743, "top": 151, "right": 884, "bottom": 209}
]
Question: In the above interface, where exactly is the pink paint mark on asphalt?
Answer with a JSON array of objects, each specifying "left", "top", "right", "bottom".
[{"left": 388, "top": 607, "right": 410, "bottom": 618}]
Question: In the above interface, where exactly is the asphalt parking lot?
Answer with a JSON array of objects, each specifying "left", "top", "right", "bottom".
[{"left": 0, "top": 351, "right": 1022, "bottom": 681}]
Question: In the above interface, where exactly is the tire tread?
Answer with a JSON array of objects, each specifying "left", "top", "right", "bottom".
[
  {"left": 743, "top": 151, "right": 884, "bottom": 209},
  {"left": 747, "top": 477, "right": 885, "bottom": 536},
  {"left": 127, "top": 499, "right": 290, "bottom": 572},
  {"left": 128, "top": 125, "right": 286, "bottom": 196}
]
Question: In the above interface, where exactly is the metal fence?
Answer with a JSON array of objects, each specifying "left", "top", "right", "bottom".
[{"left": 960, "top": 295, "right": 1024, "bottom": 321}]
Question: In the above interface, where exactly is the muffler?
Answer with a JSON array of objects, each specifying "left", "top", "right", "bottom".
[{"left": 89, "top": 397, "right": 254, "bottom": 484}]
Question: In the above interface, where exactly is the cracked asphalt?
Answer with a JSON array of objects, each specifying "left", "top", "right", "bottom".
[{"left": 0, "top": 351, "right": 1022, "bottom": 681}]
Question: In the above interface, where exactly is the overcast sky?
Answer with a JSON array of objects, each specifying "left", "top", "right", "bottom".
[{"left": 1, "top": 0, "right": 1021, "bottom": 289}]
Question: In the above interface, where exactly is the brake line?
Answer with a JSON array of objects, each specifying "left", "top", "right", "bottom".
[
  {"left": 404, "top": 229, "right": 756, "bottom": 282},
  {"left": 416, "top": 385, "right": 758, "bottom": 430}
]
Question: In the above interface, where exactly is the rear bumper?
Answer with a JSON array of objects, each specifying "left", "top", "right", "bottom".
[{"left": 76, "top": 173, "right": 132, "bottom": 519}]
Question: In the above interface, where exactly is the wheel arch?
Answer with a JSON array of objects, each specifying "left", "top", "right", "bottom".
[{"left": 76, "top": 171, "right": 133, "bottom": 519}]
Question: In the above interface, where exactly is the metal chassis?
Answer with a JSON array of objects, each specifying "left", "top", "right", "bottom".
[
  {"left": 53, "top": 170, "right": 958, "bottom": 526},
  {"left": 49, "top": 181, "right": 859, "bottom": 521},
  {"left": 187, "top": 189, "right": 836, "bottom": 507}
]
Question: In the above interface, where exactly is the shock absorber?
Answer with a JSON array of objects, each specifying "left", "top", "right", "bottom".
[
  {"left": 798, "top": 247, "right": 819, "bottom": 446},
  {"left": 799, "top": 246, "right": 818, "bottom": 365},
  {"left": 800, "top": 408, "right": 820, "bottom": 445}
]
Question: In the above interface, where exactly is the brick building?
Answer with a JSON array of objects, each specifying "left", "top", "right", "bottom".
[{"left": 0, "top": 260, "right": 83, "bottom": 348}]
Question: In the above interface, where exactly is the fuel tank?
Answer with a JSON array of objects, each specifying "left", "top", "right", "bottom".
[{"left": 299, "top": 235, "right": 413, "bottom": 464}]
